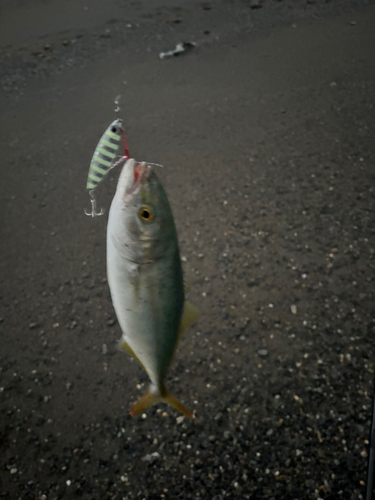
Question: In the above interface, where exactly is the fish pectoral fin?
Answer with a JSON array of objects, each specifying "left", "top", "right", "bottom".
[
  {"left": 118, "top": 338, "right": 145, "bottom": 370},
  {"left": 129, "top": 390, "right": 194, "bottom": 419},
  {"left": 178, "top": 301, "right": 199, "bottom": 340}
]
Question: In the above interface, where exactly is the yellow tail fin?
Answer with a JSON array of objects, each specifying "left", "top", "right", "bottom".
[{"left": 130, "top": 390, "right": 194, "bottom": 419}]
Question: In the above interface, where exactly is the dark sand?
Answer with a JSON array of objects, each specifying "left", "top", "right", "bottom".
[{"left": 1, "top": 0, "right": 375, "bottom": 498}]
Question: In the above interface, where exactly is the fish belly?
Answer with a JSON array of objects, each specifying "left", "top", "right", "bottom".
[{"left": 107, "top": 235, "right": 184, "bottom": 387}]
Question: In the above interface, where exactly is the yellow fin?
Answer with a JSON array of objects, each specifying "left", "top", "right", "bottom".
[
  {"left": 178, "top": 301, "right": 199, "bottom": 339},
  {"left": 118, "top": 338, "right": 145, "bottom": 370},
  {"left": 129, "top": 389, "right": 194, "bottom": 419}
]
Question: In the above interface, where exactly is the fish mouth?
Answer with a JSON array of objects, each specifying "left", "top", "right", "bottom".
[{"left": 121, "top": 160, "right": 150, "bottom": 202}]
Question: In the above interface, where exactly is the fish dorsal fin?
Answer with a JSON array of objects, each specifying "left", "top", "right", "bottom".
[
  {"left": 118, "top": 337, "right": 145, "bottom": 370},
  {"left": 178, "top": 301, "right": 199, "bottom": 340}
]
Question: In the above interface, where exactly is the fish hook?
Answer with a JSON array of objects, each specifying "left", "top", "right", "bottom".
[{"left": 84, "top": 190, "right": 105, "bottom": 217}]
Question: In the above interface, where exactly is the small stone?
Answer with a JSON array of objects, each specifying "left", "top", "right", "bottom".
[
  {"left": 290, "top": 304, "right": 297, "bottom": 315},
  {"left": 107, "top": 318, "right": 116, "bottom": 326},
  {"left": 176, "top": 416, "right": 185, "bottom": 424},
  {"left": 250, "top": 0, "right": 263, "bottom": 8},
  {"left": 10, "top": 468, "right": 17, "bottom": 474},
  {"left": 29, "top": 322, "right": 38, "bottom": 329},
  {"left": 258, "top": 349, "right": 268, "bottom": 357},
  {"left": 66, "top": 480, "right": 71, "bottom": 486}
]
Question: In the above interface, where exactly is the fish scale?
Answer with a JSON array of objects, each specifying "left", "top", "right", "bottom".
[{"left": 86, "top": 119, "right": 123, "bottom": 190}]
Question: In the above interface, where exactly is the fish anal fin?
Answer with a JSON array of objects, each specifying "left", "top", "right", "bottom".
[
  {"left": 129, "top": 389, "right": 194, "bottom": 419},
  {"left": 118, "top": 338, "right": 145, "bottom": 370},
  {"left": 178, "top": 301, "right": 199, "bottom": 340}
]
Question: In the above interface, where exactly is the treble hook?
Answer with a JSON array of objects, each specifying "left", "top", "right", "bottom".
[{"left": 84, "top": 190, "right": 105, "bottom": 217}]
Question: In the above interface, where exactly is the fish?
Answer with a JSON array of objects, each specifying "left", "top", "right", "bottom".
[
  {"left": 86, "top": 119, "right": 127, "bottom": 190},
  {"left": 106, "top": 158, "right": 199, "bottom": 418}
]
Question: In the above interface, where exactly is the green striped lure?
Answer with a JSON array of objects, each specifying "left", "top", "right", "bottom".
[
  {"left": 85, "top": 119, "right": 130, "bottom": 217},
  {"left": 86, "top": 119, "right": 128, "bottom": 190}
]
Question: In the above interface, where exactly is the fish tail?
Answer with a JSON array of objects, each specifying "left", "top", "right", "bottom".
[{"left": 129, "top": 389, "right": 194, "bottom": 419}]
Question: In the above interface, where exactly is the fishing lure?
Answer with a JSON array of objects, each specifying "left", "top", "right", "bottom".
[
  {"left": 85, "top": 119, "right": 130, "bottom": 217},
  {"left": 86, "top": 119, "right": 129, "bottom": 190}
]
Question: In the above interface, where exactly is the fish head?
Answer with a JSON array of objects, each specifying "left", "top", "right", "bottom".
[{"left": 109, "top": 158, "right": 176, "bottom": 262}]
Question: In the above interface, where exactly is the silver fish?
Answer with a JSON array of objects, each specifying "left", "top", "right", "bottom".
[{"left": 107, "top": 159, "right": 198, "bottom": 418}]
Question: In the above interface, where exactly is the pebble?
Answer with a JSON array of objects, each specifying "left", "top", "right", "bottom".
[
  {"left": 290, "top": 304, "right": 297, "bottom": 314},
  {"left": 257, "top": 349, "right": 268, "bottom": 357}
]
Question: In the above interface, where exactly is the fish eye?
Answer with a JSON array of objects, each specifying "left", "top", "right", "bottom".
[
  {"left": 112, "top": 127, "right": 117, "bottom": 133},
  {"left": 138, "top": 205, "right": 154, "bottom": 222}
]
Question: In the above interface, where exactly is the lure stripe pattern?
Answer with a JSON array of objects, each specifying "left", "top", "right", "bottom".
[
  {"left": 91, "top": 164, "right": 107, "bottom": 175},
  {"left": 102, "top": 139, "right": 118, "bottom": 150},
  {"left": 86, "top": 119, "right": 123, "bottom": 190}
]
